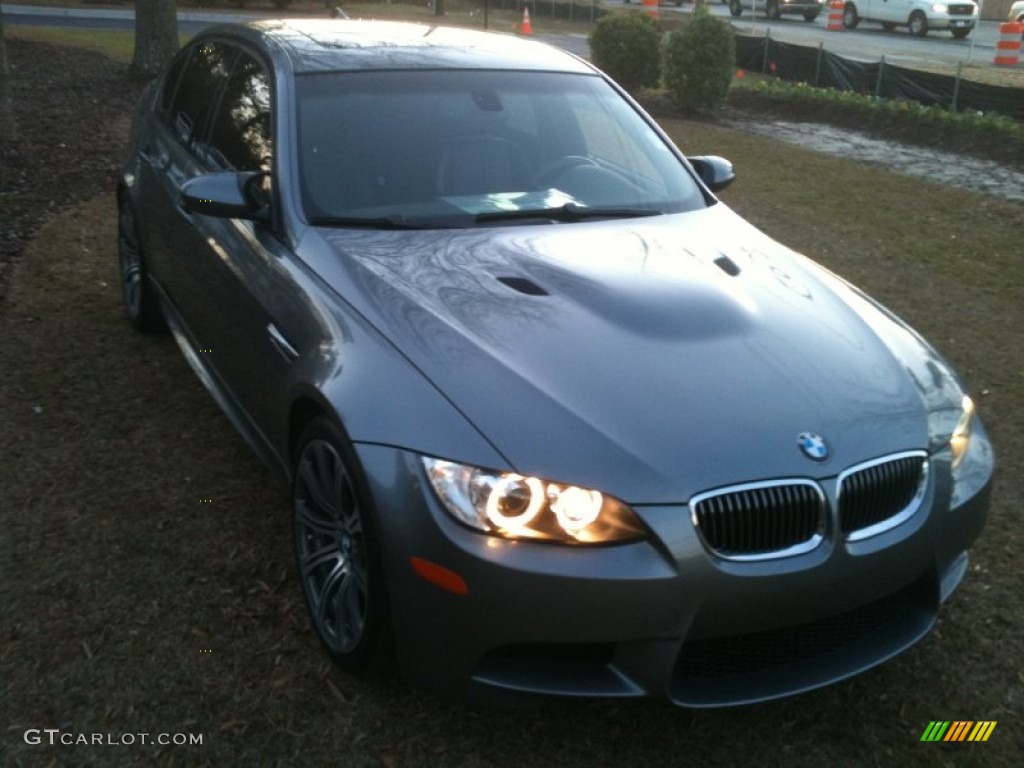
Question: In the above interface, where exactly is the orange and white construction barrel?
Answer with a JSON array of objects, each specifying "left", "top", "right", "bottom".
[
  {"left": 994, "top": 22, "right": 1022, "bottom": 67},
  {"left": 826, "top": 0, "right": 844, "bottom": 32}
]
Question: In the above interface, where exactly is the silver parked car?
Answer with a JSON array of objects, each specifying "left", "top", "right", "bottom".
[{"left": 118, "top": 20, "right": 992, "bottom": 707}]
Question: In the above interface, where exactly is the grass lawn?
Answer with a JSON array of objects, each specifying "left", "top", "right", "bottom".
[{"left": 5, "top": 26, "right": 144, "bottom": 61}]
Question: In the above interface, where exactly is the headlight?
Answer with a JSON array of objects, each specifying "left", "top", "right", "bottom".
[
  {"left": 947, "top": 394, "right": 993, "bottom": 510},
  {"left": 422, "top": 458, "right": 646, "bottom": 544},
  {"left": 950, "top": 394, "right": 974, "bottom": 471},
  {"left": 932, "top": 2, "right": 948, "bottom": 11}
]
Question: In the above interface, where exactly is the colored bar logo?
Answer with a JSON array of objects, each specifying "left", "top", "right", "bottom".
[{"left": 920, "top": 721, "right": 997, "bottom": 742}]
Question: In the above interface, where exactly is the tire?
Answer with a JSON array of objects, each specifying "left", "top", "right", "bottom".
[
  {"left": 767, "top": 0, "right": 781, "bottom": 19},
  {"left": 729, "top": 0, "right": 743, "bottom": 16},
  {"left": 909, "top": 10, "right": 928, "bottom": 36},
  {"left": 292, "top": 416, "right": 389, "bottom": 671},
  {"left": 842, "top": 3, "right": 859, "bottom": 28},
  {"left": 117, "top": 192, "right": 165, "bottom": 333},
  {"left": 951, "top": 27, "right": 970, "bottom": 39},
  {"left": 803, "top": 10, "right": 820, "bottom": 20},
  {"left": 881, "top": 21, "right": 896, "bottom": 30}
]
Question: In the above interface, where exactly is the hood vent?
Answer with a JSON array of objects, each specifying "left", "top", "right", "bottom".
[
  {"left": 714, "top": 255, "right": 741, "bottom": 277},
  {"left": 496, "top": 275, "right": 549, "bottom": 296}
]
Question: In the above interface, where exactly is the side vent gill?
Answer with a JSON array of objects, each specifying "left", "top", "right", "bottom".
[{"left": 496, "top": 276, "right": 549, "bottom": 296}]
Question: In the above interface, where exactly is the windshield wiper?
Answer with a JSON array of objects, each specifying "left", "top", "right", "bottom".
[
  {"left": 474, "top": 202, "right": 661, "bottom": 224},
  {"left": 309, "top": 214, "right": 459, "bottom": 230}
]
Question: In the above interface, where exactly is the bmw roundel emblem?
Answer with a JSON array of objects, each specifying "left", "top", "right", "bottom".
[{"left": 797, "top": 432, "right": 829, "bottom": 462}]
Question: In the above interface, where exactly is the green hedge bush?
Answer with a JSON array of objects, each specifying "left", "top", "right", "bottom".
[
  {"left": 662, "top": 8, "right": 735, "bottom": 111},
  {"left": 589, "top": 13, "right": 662, "bottom": 92}
]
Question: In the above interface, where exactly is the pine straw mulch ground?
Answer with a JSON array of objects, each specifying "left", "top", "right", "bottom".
[{"left": 0, "top": 38, "right": 144, "bottom": 312}]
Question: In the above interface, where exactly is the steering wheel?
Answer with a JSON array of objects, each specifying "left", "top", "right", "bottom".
[{"left": 535, "top": 155, "right": 599, "bottom": 188}]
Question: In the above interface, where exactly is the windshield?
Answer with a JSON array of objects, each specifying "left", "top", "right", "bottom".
[{"left": 295, "top": 69, "right": 706, "bottom": 227}]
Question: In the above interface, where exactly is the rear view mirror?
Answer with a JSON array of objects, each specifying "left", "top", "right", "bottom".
[
  {"left": 688, "top": 155, "right": 736, "bottom": 193},
  {"left": 180, "top": 171, "right": 270, "bottom": 221}
]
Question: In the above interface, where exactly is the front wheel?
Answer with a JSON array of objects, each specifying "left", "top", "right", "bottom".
[
  {"left": 842, "top": 3, "right": 859, "bottom": 28},
  {"left": 117, "top": 193, "right": 165, "bottom": 333},
  {"left": 909, "top": 10, "right": 928, "bottom": 36},
  {"left": 293, "top": 417, "right": 389, "bottom": 670},
  {"left": 729, "top": 0, "right": 743, "bottom": 16}
]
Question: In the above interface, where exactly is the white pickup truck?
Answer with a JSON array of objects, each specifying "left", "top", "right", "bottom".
[{"left": 841, "top": 0, "right": 978, "bottom": 38}]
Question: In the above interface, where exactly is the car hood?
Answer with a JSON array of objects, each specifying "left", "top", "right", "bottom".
[{"left": 311, "top": 204, "right": 951, "bottom": 503}]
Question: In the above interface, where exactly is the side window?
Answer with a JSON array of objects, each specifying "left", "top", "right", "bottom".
[
  {"left": 167, "top": 41, "right": 236, "bottom": 150},
  {"left": 159, "top": 50, "right": 190, "bottom": 118},
  {"left": 207, "top": 52, "right": 273, "bottom": 172}
]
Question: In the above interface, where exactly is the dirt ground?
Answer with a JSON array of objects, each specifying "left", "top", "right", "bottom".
[{"left": 1, "top": 37, "right": 1022, "bottom": 767}]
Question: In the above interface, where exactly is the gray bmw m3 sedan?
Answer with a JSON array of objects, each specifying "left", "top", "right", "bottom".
[{"left": 117, "top": 19, "right": 993, "bottom": 707}]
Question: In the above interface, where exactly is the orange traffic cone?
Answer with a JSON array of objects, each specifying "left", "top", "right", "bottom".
[{"left": 519, "top": 7, "right": 533, "bottom": 36}]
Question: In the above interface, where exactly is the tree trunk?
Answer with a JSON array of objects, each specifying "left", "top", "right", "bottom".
[
  {"left": 0, "top": 3, "right": 15, "bottom": 144},
  {"left": 130, "top": 0, "right": 179, "bottom": 82}
]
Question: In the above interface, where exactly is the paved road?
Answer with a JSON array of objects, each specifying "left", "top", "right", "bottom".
[
  {"left": 1, "top": 1, "right": 1012, "bottom": 69},
  {"left": 642, "top": 1, "right": 1006, "bottom": 67}
]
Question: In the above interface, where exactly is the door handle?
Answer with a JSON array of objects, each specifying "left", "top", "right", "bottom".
[
  {"left": 175, "top": 195, "right": 194, "bottom": 219},
  {"left": 267, "top": 323, "right": 299, "bottom": 363},
  {"left": 139, "top": 143, "right": 168, "bottom": 168}
]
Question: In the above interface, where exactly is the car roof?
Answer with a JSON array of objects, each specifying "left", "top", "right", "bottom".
[{"left": 208, "top": 19, "right": 595, "bottom": 75}]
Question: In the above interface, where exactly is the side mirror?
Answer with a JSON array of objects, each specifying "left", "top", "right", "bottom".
[
  {"left": 688, "top": 155, "right": 736, "bottom": 193},
  {"left": 180, "top": 171, "right": 270, "bottom": 221}
]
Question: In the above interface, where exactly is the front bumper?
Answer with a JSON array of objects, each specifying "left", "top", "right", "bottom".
[
  {"left": 779, "top": 1, "right": 826, "bottom": 13},
  {"left": 931, "top": 16, "right": 976, "bottom": 31},
  {"left": 355, "top": 434, "right": 991, "bottom": 707}
]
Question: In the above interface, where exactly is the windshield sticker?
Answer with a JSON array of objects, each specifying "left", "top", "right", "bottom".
[{"left": 442, "top": 188, "right": 583, "bottom": 215}]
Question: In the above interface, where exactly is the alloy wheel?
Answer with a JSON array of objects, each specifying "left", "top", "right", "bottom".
[
  {"left": 118, "top": 202, "right": 143, "bottom": 319},
  {"left": 294, "top": 437, "right": 370, "bottom": 656}
]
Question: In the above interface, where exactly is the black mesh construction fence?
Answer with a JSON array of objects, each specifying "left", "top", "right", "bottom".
[
  {"left": 489, "top": 0, "right": 607, "bottom": 21},
  {"left": 736, "top": 35, "right": 1024, "bottom": 121}
]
